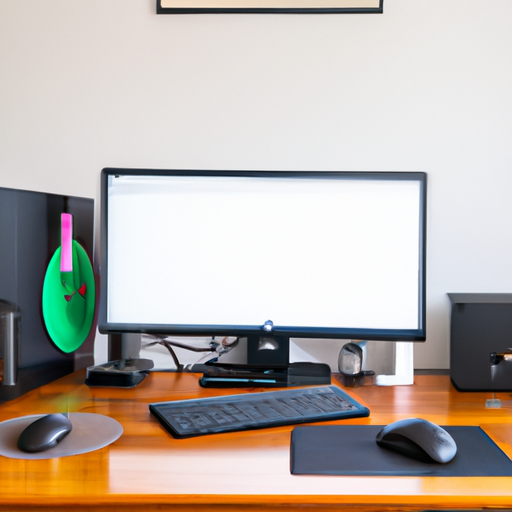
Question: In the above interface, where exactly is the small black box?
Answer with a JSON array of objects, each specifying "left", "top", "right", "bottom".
[
  {"left": 85, "top": 358, "right": 154, "bottom": 388},
  {"left": 449, "top": 293, "right": 512, "bottom": 391}
]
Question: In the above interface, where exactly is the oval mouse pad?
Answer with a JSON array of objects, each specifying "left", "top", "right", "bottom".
[{"left": 42, "top": 240, "right": 95, "bottom": 353}]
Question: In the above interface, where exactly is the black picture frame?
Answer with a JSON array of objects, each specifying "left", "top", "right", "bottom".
[{"left": 156, "top": 0, "right": 383, "bottom": 14}]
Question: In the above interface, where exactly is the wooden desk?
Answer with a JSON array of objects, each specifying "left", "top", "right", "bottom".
[{"left": 0, "top": 371, "right": 511, "bottom": 511}]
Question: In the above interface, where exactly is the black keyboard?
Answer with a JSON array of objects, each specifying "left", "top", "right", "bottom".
[{"left": 149, "top": 385, "right": 369, "bottom": 438}]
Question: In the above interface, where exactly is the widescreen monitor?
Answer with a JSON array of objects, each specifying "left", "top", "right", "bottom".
[{"left": 99, "top": 169, "right": 427, "bottom": 373}]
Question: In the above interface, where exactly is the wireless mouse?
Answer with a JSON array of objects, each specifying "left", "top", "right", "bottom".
[
  {"left": 375, "top": 417, "right": 457, "bottom": 464},
  {"left": 17, "top": 414, "right": 72, "bottom": 453}
]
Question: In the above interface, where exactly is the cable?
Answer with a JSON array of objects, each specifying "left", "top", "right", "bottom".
[{"left": 141, "top": 335, "right": 240, "bottom": 371}]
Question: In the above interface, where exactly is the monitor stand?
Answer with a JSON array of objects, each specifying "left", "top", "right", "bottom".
[{"left": 198, "top": 335, "right": 332, "bottom": 388}]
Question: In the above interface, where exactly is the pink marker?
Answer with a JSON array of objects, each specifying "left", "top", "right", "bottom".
[{"left": 60, "top": 213, "right": 73, "bottom": 273}]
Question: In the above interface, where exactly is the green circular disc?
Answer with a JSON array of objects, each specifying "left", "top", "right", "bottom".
[{"left": 42, "top": 241, "right": 95, "bottom": 353}]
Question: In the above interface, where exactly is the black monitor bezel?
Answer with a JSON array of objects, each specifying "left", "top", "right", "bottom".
[{"left": 98, "top": 168, "right": 427, "bottom": 342}]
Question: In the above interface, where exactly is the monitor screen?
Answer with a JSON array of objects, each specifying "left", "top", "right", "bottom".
[{"left": 99, "top": 169, "right": 426, "bottom": 365}]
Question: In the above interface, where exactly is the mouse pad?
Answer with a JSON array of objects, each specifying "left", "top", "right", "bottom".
[
  {"left": 290, "top": 425, "right": 512, "bottom": 476},
  {"left": 0, "top": 413, "right": 123, "bottom": 460}
]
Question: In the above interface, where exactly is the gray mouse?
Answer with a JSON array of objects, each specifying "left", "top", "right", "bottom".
[
  {"left": 376, "top": 417, "right": 457, "bottom": 464},
  {"left": 17, "top": 413, "right": 72, "bottom": 453}
]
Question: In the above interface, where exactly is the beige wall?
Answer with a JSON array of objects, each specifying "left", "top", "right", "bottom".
[{"left": 1, "top": 0, "right": 512, "bottom": 369}]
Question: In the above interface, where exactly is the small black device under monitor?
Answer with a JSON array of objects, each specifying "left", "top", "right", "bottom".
[
  {"left": 85, "top": 358, "right": 154, "bottom": 388},
  {"left": 149, "top": 385, "right": 369, "bottom": 438},
  {"left": 199, "top": 361, "right": 332, "bottom": 388}
]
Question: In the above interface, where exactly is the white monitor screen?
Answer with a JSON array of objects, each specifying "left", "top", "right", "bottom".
[{"left": 99, "top": 170, "right": 426, "bottom": 341}]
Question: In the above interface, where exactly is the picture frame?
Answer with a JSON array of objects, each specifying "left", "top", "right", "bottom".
[{"left": 157, "top": 0, "right": 383, "bottom": 14}]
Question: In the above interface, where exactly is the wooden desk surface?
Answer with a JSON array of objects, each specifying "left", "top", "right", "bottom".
[{"left": 0, "top": 371, "right": 511, "bottom": 511}]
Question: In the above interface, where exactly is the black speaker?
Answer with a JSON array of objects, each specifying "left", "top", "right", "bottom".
[
  {"left": 449, "top": 293, "right": 512, "bottom": 391},
  {"left": 0, "top": 186, "right": 95, "bottom": 401}
]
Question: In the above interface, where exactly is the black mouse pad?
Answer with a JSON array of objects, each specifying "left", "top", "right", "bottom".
[{"left": 290, "top": 425, "right": 512, "bottom": 476}]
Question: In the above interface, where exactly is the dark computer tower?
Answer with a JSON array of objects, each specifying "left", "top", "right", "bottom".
[
  {"left": 0, "top": 186, "right": 96, "bottom": 401},
  {"left": 449, "top": 293, "right": 512, "bottom": 391}
]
